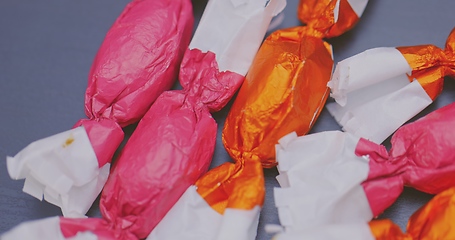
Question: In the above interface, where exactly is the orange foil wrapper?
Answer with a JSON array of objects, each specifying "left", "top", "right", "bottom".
[
  {"left": 196, "top": 0, "right": 369, "bottom": 215},
  {"left": 224, "top": 0, "right": 368, "bottom": 169},
  {"left": 326, "top": 27, "right": 455, "bottom": 144},
  {"left": 398, "top": 27, "right": 455, "bottom": 100},
  {"left": 369, "top": 186, "right": 455, "bottom": 240}
]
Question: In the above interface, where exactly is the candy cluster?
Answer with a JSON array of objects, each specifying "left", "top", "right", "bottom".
[{"left": 3, "top": 0, "right": 455, "bottom": 240}]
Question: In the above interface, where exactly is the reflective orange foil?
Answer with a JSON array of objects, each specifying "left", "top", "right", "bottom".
[
  {"left": 398, "top": 27, "right": 455, "bottom": 100},
  {"left": 369, "top": 220, "right": 409, "bottom": 240},
  {"left": 298, "top": 0, "right": 361, "bottom": 38},
  {"left": 196, "top": 0, "right": 364, "bottom": 212},
  {"left": 223, "top": 27, "right": 333, "bottom": 168},
  {"left": 369, "top": 187, "right": 455, "bottom": 240},
  {"left": 195, "top": 155, "right": 264, "bottom": 213}
]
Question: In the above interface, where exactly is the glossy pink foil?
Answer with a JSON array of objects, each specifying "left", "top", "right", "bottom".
[{"left": 356, "top": 102, "right": 455, "bottom": 216}]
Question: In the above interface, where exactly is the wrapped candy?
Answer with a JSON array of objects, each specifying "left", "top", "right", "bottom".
[
  {"left": 271, "top": 101, "right": 455, "bottom": 237},
  {"left": 223, "top": 0, "right": 369, "bottom": 168},
  {"left": 1, "top": 0, "right": 284, "bottom": 239},
  {"left": 327, "top": 27, "right": 455, "bottom": 144},
  {"left": 5, "top": 0, "right": 193, "bottom": 218},
  {"left": 149, "top": 0, "right": 368, "bottom": 240},
  {"left": 270, "top": 186, "right": 455, "bottom": 240}
]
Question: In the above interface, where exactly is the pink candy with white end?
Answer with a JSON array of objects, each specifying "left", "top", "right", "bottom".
[
  {"left": 272, "top": 101, "right": 455, "bottom": 236},
  {"left": 6, "top": 0, "right": 193, "bottom": 218},
  {"left": 2, "top": 0, "right": 285, "bottom": 239}
]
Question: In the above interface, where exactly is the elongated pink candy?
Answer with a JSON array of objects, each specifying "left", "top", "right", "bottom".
[
  {"left": 56, "top": 43, "right": 244, "bottom": 240},
  {"left": 76, "top": 0, "right": 194, "bottom": 167},
  {"left": 6, "top": 0, "right": 194, "bottom": 219}
]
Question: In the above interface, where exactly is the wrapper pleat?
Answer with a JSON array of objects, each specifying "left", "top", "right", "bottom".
[
  {"left": 327, "top": 27, "right": 455, "bottom": 143},
  {"left": 5, "top": 0, "right": 194, "bottom": 218},
  {"left": 271, "top": 101, "right": 455, "bottom": 238}
]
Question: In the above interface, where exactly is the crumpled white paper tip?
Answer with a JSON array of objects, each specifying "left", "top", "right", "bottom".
[
  {"left": 272, "top": 131, "right": 374, "bottom": 239},
  {"left": 189, "top": 0, "right": 286, "bottom": 75},
  {"left": 6, "top": 126, "right": 108, "bottom": 218}
]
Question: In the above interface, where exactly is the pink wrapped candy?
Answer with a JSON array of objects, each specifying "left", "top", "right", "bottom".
[
  {"left": 271, "top": 101, "right": 455, "bottom": 236},
  {"left": 2, "top": 0, "right": 283, "bottom": 239},
  {"left": 6, "top": 0, "right": 193, "bottom": 218}
]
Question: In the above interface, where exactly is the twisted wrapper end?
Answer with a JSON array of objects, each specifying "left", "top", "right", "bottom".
[
  {"left": 273, "top": 131, "right": 373, "bottom": 234},
  {"left": 145, "top": 0, "right": 286, "bottom": 239},
  {"left": 6, "top": 126, "right": 110, "bottom": 218},
  {"left": 147, "top": 186, "right": 261, "bottom": 240},
  {"left": 326, "top": 47, "right": 432, "bottom": 143}
]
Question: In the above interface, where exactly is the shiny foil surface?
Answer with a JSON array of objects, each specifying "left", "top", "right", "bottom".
[
  {"left": 369, "top": 187, "right": 455, "bottom": 240},
  {"left": 398, "top": 27, "right": 455, "bottom": 101},
  {"left": 197, "top": 0, "right": 368, "bottom": 217},
  {"left": 144, "top": 2, "right": 289, "bottom": 238},
  {"left": 223, "top": 0, "right": 365, "bottom": 173},
  {"left": 196, "top": 153, "right": 265, "bottom": 213},
  {"left": 298, "top": 0, "right": 361, "bottom": 38},
  {"left": 223, "top": 28, "right": 333, "bottom": 168},
  {"left": 58, "top": 0, "right": 284, "bottom": 238}
]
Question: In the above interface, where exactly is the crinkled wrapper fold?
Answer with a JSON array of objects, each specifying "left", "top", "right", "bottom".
[
  {"left": 271, "top": 187, "right": 455, "bottom": 240},
  {"left": 3, "top": 0, "right": 285, "bottom": 239},
  {"left": 271, "top": 101, "right": 455, "bottom": 239},
  {"left": 327, "top": 27, "right": 455, "bottom": 143},
  {"left": 6, "top": 0, "right": 194, "bottom": 218}
]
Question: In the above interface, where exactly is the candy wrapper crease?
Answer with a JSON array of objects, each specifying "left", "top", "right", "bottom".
[
  {"left": 272, "top": 101, "right": 455, "bottom": 239},
  {"left": 5, "top": 0, "right": 194, "bottom": 218},
  {"left": 327, "top": 27, "right": 455, "bottom": 143},
  {"left": 147, "top": 0, "right": 287, "bottom": 239}
]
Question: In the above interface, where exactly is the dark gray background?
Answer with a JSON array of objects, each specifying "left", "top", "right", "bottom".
[{"left": 1, "top": 0, "right": 455, "bottom": 239}]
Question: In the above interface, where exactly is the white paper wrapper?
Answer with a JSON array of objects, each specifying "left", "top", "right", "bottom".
[
  {"left": 334, "top": 0, "right": 368, "bottom": 22},
  {"left": 326, "top": 47, "right": 433, "bottom": 143},
  {"left": 271, "top": 223, "right": 374, "bottom": 240},
  {"left": 6, "top": 126, "right": 109, "bottom": 217},
  {"left": 274, "top": 131, "right": 373, "bottom": 233},
  {"left": 1, "top": 217, "right": 64, "bottom": 240},
  {"left": 147, "top": 186, "right": 261, "bottom": 240},
  {"left": 1, "top": 216, "right": 98, "bottom": 240},
  {"left": 189, "top": 0, "right": 286, "bottom": 75},
  {"left": 216, "top": 207, "right": 261, "bottom": 240},
  {"left": 147, "top": 1, "right": 285, "bottom": 239}
]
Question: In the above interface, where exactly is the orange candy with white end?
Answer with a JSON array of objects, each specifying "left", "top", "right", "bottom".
[
  {"left": 223, "top": 0, "right": 367, "bottom": 169},
  {"left": 196, "top": 0, "right": 368, "bottom": 214},
  {"left": 398, "top": 27, "right": 455, "bottom": 100}
]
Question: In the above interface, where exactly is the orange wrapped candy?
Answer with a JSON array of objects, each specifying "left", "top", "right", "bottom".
[
  {"left": 326, "top": 27, "right": 455, "bottom": 144},
  {"left": 370, "top": 186, "right": 455, "bottom": 240},
  {"left": 223, "top": 0, "right": 368, "bottom": 168},
  {"left": 149, "top": 1, "right": 369, "bottom": 239},
  {"left": 196, "top": 0, "right": 368, "bottom": 233},
  {"left": 398, "top": 29, "right": 455, "bottom": 99}
]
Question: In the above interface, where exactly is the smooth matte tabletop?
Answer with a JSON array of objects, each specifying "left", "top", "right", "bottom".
[{"left": 1, "top": 0, "right": 455, "bottom": 239}]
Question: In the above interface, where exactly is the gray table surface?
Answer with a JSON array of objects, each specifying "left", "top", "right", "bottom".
[{"left": 1, "top": 0, "right": 455, "bottom": 239}]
